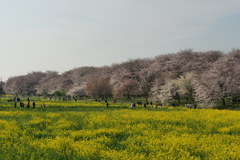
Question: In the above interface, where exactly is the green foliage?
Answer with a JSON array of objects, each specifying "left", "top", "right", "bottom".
[{"left": 54, "top": 90, "right": 66, "bottom": 97}]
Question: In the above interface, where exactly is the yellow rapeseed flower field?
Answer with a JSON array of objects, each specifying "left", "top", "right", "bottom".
[{"left": 0, "top": 99, "right": 240, "bottom": 159}]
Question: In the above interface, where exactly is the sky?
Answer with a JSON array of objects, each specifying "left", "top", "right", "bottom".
[{"left": 1, "top": 0, "right": 240, "bottom": 82}]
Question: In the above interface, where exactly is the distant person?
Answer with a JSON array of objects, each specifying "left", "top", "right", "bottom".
[
  {"left": 14, "top": 102, "right": 17, "bottom": 108},
  {"left": 133, "top": 102, "right": 136, "bottom": 108},
  {"left": 27, "top": 101, "right": 30, "bottom": 108},
  {"left": 143, "top": 103, "right": 147, "bottom": 108},
  {"left": 106, "top": 101, "right": 109, "bottom": 108},
  {"left": 194, "top": 104, "right": 197, "bottom": 109},
  {"left": 32, "top": 101, "right": 36, "bottom": 108},
  {"left": 20, "top": 102, "right": 24, "bottom": 108},
  {"left": 130, "top": 102, "right": 133, "bottom": 108},
  {"left": 14, "top": 97, "right": 18, "bottom": 102},
  {"left": 160, "top": 104, "right": 163, "bottom": 108}
]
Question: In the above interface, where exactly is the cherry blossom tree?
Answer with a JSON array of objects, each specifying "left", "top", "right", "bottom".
[
  {"left": 138, "top": 69, "right": 156, "bottom": 102},
  {"left": 157, "top": 79, "right": 179, "bottom": 104},
  {"left": 85, "top": 76, "right": 113, "bottom": 99},
  {"left": 194, "top": 50, "right": 240, "bottom": 105},
  {"left": 177, "top": 72, "right": 197, "bottom": 103},
  {"left": 117, "top": 79, "right": 139, "bottom": 100}
]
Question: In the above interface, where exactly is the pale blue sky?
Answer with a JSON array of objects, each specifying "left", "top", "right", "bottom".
[{"left": 1, "top": 0, "right": 240, "bottom": 81}]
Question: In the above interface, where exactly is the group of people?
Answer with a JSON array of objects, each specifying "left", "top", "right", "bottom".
[
  {"left": 14, "top": 97, "right": 36, "bottom": 108},
  {"left": 130, "top": 101, "right": 161, "bottom": 108},
  {"left": 129, "top": 101, "right": 198, "bottom": 109},
  {"left": 6, "top": 95, "right": 199, "bottom": 109},
  {"left": 14, "top": 101, "right": 46, "bottom": 108},
  {"left": 48, "top": 94, "right": 82, "bottom": 102},
  {"left": 184, "top": 103, "right": 197, "bottom": 109},
  {"left": 11, "top": 97, "right": 46, "bottom": 108}
]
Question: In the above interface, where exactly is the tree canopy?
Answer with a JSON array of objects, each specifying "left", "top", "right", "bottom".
[{"left": 3, "top": 49, "right": 240, "bottom": 107}]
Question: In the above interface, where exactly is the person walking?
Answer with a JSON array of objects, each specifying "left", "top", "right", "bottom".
[
  {"left": 32, "top": 101, "right": 36, "bottom": 108},
  {"left": 106, "top": 101, "right": 109, "bottom": 108}
]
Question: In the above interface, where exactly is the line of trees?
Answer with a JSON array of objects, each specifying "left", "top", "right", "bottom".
[{"left": 2, "top": 49, "right": 240, "bottom": 107}]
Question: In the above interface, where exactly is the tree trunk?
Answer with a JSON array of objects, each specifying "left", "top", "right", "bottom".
[
  {"left": 145, "top": 96, "right": 148, "bottom": 104},
  {"left": 221, "top": 98, "right": 226, "bottom": 106},
  {"left": 178, "top": 98, "right": 180, "bottom": 104}
]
